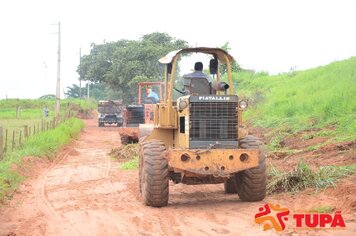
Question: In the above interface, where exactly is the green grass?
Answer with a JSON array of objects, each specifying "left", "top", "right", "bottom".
[
  {"left": 0, "top": 98, "right": 96, "bottom": 153},
  {"left": 117, "top": 144, "right": 139, "bottom": 170},
  {"left": 267, "top": 161, "right": 356, "bottom": 193},
  {"left": 0, "top": 98, "right": 97, "bottom": 119},
  {"left": 234, "top": 57, "right": 356, "bottom": 141},
  {"left": 0, "top": 118, "right": 84, "bottom": 202},
  {"left": 0, "top": 118, "right": 51, "bottom": 129},
  {"left": 120, "top": 156, "right": 138, "bottom": 170},
  {"left": 0, "top": 108, "right": 50, "bottom": 119},
  {"left": 309, "top": 205, "right": 334, "bottom": 213}
]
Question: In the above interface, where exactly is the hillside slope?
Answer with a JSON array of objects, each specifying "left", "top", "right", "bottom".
[
  {"left": 234, "top": 58, "right": 356, "bottom": 208},
  {"left": 235, "top": 57, "right": 356, "bottom": 142}
]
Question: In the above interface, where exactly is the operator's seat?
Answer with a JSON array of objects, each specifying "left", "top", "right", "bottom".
[{"left": 183, "top": 77, "right": 210, "bottom": 95}]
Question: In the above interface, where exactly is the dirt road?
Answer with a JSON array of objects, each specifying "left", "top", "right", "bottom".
[{"left": 0, "top": 120, "right": 354, "bottom": 236}]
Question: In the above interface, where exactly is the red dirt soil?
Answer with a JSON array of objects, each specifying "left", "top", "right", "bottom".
[{"left": 0, "top": 119, "right": 355, "bottom": 235}]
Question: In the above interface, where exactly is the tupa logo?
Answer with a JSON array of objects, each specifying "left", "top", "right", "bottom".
[
  {"left": 255, "top": 203, "right": 346, "bottom": 232},
  {"left": 255, "top": 203, "right": 290, "bottom": 232}
]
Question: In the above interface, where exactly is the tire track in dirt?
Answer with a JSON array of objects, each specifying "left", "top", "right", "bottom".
[
  {"left": 40, "top": 123, "right": 131, "bottom": 235},
  {"left": 39, "top": 149, "right": 77, "bottom": 235},
  {"left": 0, "top": 120, "right": 285, "bottom": 236}
]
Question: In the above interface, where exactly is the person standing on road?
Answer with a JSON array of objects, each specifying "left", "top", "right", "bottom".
[{"left": 43, "top": 106, "right": 49, "bottom": 117}]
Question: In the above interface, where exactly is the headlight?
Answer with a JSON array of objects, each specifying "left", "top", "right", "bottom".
[
  {"left": 178, "top": 100, "right": 188, "bottom": 111},
  {"left": 239, "top": 100, "right": 248, "bottom": 109}
]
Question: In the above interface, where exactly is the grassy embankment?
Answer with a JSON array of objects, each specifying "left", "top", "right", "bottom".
[
  {"left": 234, "top": 57, "right": 356, "bottom": 192},
  {"left": 0, "top": 99, "right": 96, "bottom": 151},
  {"left": 0, "top": 118, "right": 84, "bottom": 202}
]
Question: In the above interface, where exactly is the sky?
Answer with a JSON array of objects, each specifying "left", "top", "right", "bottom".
[{"left": 0, "top": 0, "right": 355, "bottom": 99}]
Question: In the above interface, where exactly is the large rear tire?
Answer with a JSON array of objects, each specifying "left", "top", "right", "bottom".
[
  {"left": 139, "top": 140, "right": 168, "bottom": 207},
  {"left": 224, "top": 135, "right": 266, "bottom": 201}
]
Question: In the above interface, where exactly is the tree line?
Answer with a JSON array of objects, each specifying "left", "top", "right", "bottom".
[
  {"left": 66, "top": 32, "right": 187, "bottom": 103},
  {"left": 66, "top": 32, "right": 240, "bottom": 103}
]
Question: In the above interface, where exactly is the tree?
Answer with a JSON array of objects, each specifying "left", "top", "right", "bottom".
[
  {"left": 65, "top": 83, "right": 121, "bottom": 100},
  {"left": 77, "top": 32, "right": 188, "bottom": 103},
  {"left": 220, "top": 42, "right": 241, "bottom": 75},
  {"left": 39, "top": 94, "right": 56, "bottom": 100},
  {"left": 64, "top": 84, "right": 81, "bottom": 98}
]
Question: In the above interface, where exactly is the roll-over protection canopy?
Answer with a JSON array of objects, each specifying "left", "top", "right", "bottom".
[{"left": 158, "top": 47, "right": 234, "bottom": 64}]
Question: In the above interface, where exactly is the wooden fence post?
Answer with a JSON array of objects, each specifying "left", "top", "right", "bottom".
[
  {"left": 29, "top": 127, "right": 31, "bottom": 137},
  {"left": 24, "top": 125, "right": 28, "bottom": 138},
  {"left": 5, "top": 129, "right": 8, "bottom": 153},
  {"left": 0, "top": 127, "right": 3, "bottom": 160},
  {"left": 52, "top": 117, "right": 56, "bottom": 128},
  {"left": 12, "top": 130, "right": 15, "bottom": 152},
  {"left": 19, "top": 130, "right": 22, "bottom": 146}
]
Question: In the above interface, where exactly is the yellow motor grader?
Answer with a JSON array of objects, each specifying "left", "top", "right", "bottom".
[{"left": 139, "top": 47, "right": 266, "bottom": 207}]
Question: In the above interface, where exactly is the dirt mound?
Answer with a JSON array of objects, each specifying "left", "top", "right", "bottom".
[
  {"left": 11, "top": 156, "right": 51, "bottom": 179},
  {"left": 251, "top": 125, "right": 355, "bottom": 172},
  {"left": 110, "top": 144, "right": 138, "bottom": 160},
  {"left": 274, "top": 176, "right": 356, "bottom": 219},
  {"left": 118, "top": 127, "right": 139, "bottom": 144},
  {"left": 254, "top": 126, "right": 356, "bottom": 223}
]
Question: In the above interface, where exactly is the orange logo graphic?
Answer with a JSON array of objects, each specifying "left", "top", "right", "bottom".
[{"left": 255, "top": 203, "right": 290, "bottom": 232}]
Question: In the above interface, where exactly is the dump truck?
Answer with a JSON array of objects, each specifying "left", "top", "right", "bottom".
[
  {"left": 97, "top": 100, "right": 124, "bottom": 127},
  {"left": 138, "top": 47, "right": 266, "bottom": 207}
]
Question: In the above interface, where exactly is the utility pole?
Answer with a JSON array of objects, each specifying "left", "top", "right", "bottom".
[
  {"left": 79, "top": 48, "right": 82, "bottom": 98},
  {"left": 56, "top": 22, "right": 61, "bottom": 119},
  {"left": 87, "top": 82, "right": 90, "bottom": 100}
]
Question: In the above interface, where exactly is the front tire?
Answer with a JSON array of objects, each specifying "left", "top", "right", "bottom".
[
  {"left": 139, "top": 140, "right": 168, "bottom": 207},
  {"left": 224, "top": 135, "right": 266, "bottom": 201}
]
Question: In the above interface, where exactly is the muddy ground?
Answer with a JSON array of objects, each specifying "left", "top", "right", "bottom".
[{"left": 0, "top": 119, "right": 355, "bottom": 236}]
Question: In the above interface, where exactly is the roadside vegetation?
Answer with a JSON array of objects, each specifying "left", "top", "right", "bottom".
[
  {"left": 268, "top": 161, "right": 356, "bottom": 193},
  {"left": 0, "top": 98, "right": 96, "bottom": 154},
  {"left": 110, "top": 144, "right": 139, "bottom": 170},
  {"left": 0, "top": 98, "right": 96, "bottom": 119},
  {"left": 121, "top": 156, "right": 138, "bottom": 170},
  {"left": 234, "top": 57, "right": 356, "bottom": 144},
  {"left": 234, "top": 57, "right": 356, "bottom": 193},
  {"left": 0, "top": 118, "right": 84, "bottom": 202}
]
